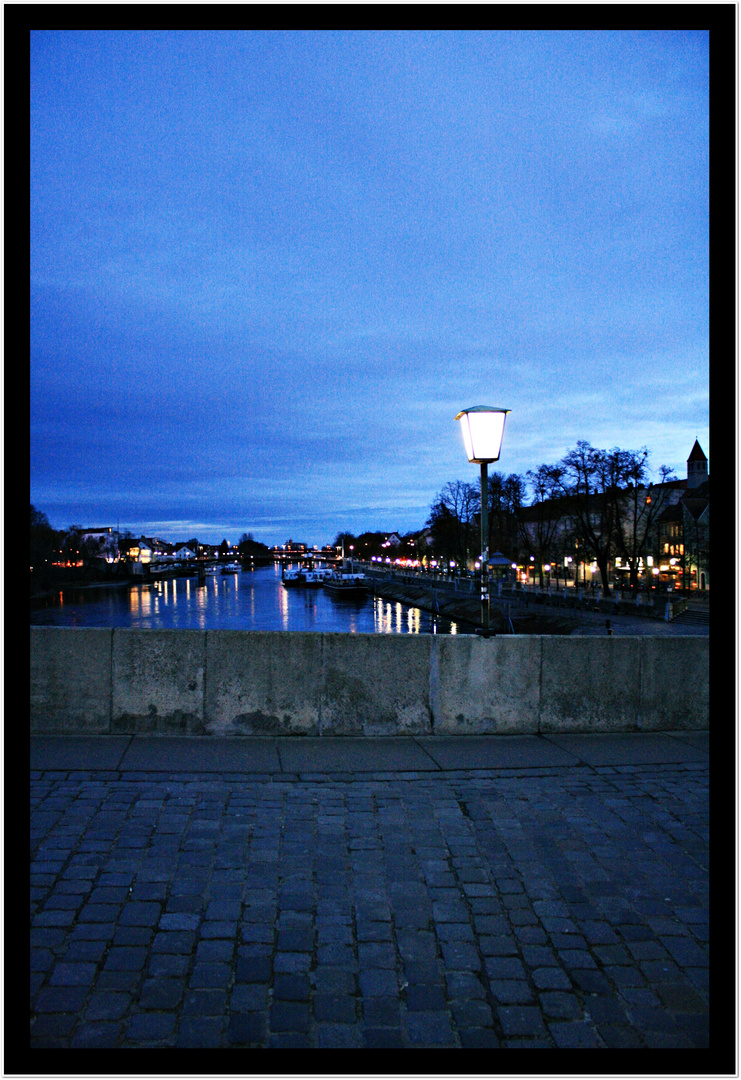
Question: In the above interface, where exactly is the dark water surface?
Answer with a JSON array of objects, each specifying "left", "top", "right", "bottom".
[{"left": 30, "top": 564, "right": 471, "bottom": 634}]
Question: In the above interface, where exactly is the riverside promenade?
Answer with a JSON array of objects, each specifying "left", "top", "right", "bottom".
[{"left": 28, "top": 730, "right": 716, "bottom": 1057}]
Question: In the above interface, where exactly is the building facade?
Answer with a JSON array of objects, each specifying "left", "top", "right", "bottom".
[
  {"left": 513, "top": 441, "right": 709, "bottom": 591},
  {"left": 655, "top": 442, "right": 709, "bottom": 591}
]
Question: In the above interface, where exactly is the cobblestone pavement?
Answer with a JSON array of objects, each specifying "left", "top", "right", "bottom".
[{"left": 30, "top": 743, "right": 710, "bottom": 1051}]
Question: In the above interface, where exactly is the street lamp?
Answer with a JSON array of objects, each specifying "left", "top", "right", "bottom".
[{"left": 455, "top": 406, "right": 510, "bottom": 637}]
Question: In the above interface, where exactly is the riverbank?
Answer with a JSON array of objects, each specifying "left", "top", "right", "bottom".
[
  {"left": 31, "top": 564, "right": 243, "bottom": 603},
  {"left": 367, "top": 579, "right": 709, "bottom": 637},
  {"left": 368, "top": 579, "right": 578, "bottom": 635}
]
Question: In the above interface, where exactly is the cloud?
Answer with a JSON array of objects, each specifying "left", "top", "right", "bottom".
[{"left": 30, "top": 30, "right": 710, "bottom": 546}]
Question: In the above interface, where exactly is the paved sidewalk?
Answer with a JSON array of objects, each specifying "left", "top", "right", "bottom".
[
  {"left": 30, "top": 733, "right": 710, "bottom": 1050},
  {"left": 568, "top": 612, "right": 709, "bottom": 636}
]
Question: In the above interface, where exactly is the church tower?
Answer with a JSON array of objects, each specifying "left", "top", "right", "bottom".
[{"left": 686, "top": 439, "right": 708, "bottom": 489}]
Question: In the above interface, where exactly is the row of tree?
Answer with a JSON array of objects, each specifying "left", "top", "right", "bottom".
[
  {"left": 31, "top": 439, "right": 694, "bottom": 596},
  {"left": 30, "top": 508, "right": 272, "bottom": 588},
  {"left": 426, "top": 441, "right": 678, "bottom": 593},
  {"left": 29, "top": 507, "right": 117, "bottom": 570}
]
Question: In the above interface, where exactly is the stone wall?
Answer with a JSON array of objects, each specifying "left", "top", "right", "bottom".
[{"left": 30, "top": 628, "right": 709, "bottom": 735}]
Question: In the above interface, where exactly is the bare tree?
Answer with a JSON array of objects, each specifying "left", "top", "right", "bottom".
[
  {"left": 611, "top": 450, "right": 677, "bottom": 591},
  {"left": 30, "top": 505, "right": 61, "bottom": 581},
  {"left": 486, "top": 473, "right": 526, "bottom": 560},
  {"left": 518, "top": 464, "right": 566, "bottom": 586},
  {"left": 554, "top": 442, "right": 627, "bottom": 594},
  {"left": 427, "top": 480, "right": 479, "bottom": 568}
]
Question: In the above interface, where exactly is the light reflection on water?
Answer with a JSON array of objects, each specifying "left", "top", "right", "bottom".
[{"left": 30, "top": 564, "right": 471, "bottom": 634}]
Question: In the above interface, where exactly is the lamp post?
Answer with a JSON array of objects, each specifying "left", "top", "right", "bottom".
[{"left": 455, "top": 406, "right": 510, "bottom": 637}]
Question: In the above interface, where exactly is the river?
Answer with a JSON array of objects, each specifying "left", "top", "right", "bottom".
[{"left": 30, "top": 564, "right": 472, "bottom": 634}]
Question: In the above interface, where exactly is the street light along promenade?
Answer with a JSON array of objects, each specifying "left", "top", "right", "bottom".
[{"left": 455, "top": 406, "right": 510, "bottom": 638}]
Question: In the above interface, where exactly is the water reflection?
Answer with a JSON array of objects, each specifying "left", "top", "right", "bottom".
[
  {"left": 130, "top": 585, "right": 154, "bottom": 621},
  {"left": 31, "top": 566, "right": 473, "bottom": 635},
  {"left": 194, "top": 579, "right": 208, "bottom": 628},
  {"left": 278, "top": 576, "right": 289, "bottom": 630}
]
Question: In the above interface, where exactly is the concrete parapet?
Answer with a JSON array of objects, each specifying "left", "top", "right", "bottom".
[
  {"left": 319, "top": 632, "right": 432, "bottom": 736},
  {"left": 205, "top": 631, "right": 323, "bottom": 736},
  {"left": 30, "top": 627, "right": 112, "bottom": 733},
  {"left": 539, "top": 637, "right": 641, "bottom": 733},
  {"left": 112, "top": 629, "right": 206, "bottom": 734},
  {"left": 30, "top": 629, "right": 709, "bottom": 735},
  {"left": 432, "top": 635, "right": 540, "bottom": 734},
  {"left": 638, "top": 636, "right": 709, "bottom": 730}
]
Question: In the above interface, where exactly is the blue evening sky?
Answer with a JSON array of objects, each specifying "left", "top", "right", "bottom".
[{"left": 30, "top": 30, "right": 709, "bottom": 547}]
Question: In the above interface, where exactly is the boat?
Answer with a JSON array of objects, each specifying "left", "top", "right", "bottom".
[
  {"left": 281, "top": 568, "right": 307, "bottom": 587},
  {"left": 305, "top": 566, "right": 335, "bottom": 587},
  {"left": 322, "top": 571, "right": 369, "bottom": 597},
  {"left": 220, "top": 562, "right": 241, "bottom": 575},
  {"left": 282, "top": 563, "right": 336, "bottom": 588}
]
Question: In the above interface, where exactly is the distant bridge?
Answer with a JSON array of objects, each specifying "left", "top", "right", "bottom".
[{"left": 273, "top": 552, "right": 342, "bottom": 566}]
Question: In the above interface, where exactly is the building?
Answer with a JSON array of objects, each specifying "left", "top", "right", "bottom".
[
  {"left": 174, "top": 543, "right": 197, "bottom": 560},
  {"left": 122, "top": 537, "right": 154, "bottom": 564},
  {"left": 686, "top": 438, "right": 709, "bottom": 489},
  {"left": 512, "top": 440, "right": 709, "bottom": 591},
  {"left": 79, "top": 527, "right": 120, "bottom": 562},
  {"left": 681, "top": 488, "right": 710, "bottom": 591},
  {"left": 656, "top": 442, "right": 709, "bottom": 591}
]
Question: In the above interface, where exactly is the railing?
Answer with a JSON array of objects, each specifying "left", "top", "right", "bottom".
[
  {"left": 362, "top": 564, "right": 686, "bottom": 620},
  {"left": 364, "top": 564, "right": 477, "bottom": 594}
]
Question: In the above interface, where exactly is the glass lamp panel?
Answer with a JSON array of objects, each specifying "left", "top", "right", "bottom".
[
  {"left": 467, "top": 410, "right": 506, "bottom": 462},
  {"left": 459, "top": 416, "right": 476, "bottom": 462}
]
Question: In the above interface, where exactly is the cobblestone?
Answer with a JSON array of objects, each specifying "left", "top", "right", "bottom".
[{"left": 27, "top": 739, "right": 713, "bottom": 1052}]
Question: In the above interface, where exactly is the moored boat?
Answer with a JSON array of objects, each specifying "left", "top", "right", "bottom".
[
  {"left": 305, "top": 566, "right": 335, "bottom": 586},
  {"left": 323, "top": 572, "right": 369, "bottom": 596},
  {"left": 281, "top": 568, "right": 307, "bottom": 587},
  {"left": 283, "top": 563, "right": 336, "bottom": 588}
]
